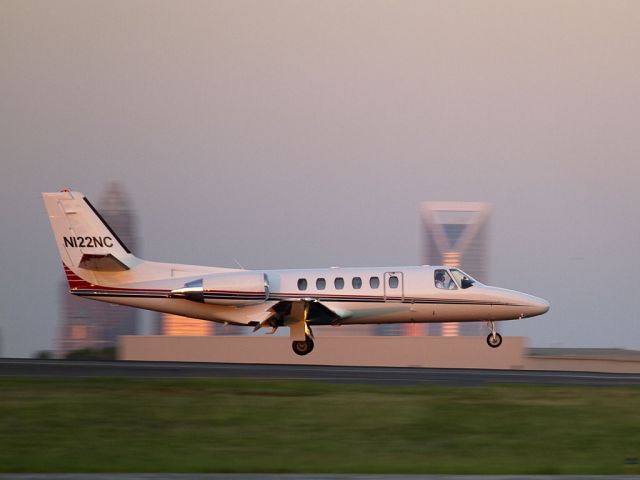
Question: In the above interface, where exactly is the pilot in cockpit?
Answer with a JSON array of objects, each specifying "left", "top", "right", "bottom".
[{"left": 435, "top": 270, "right": 456, "bottom": 290}]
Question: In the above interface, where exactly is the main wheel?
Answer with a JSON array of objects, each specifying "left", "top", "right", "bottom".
[
  {"left": 292, "top": 337, "right": 315, "bottom": 356},
  {"left": 486, "top": 332, "right": 503, "bottom": 348}
]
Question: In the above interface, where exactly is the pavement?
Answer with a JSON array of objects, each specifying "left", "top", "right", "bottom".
[
  {"left": 2, "top": 358, "right": 640, "bottom": 386},
  {"left": 1, "top": 475, "right": 638, "bottom": 480}
]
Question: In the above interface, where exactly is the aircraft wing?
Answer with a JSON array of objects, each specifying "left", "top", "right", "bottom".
[
  {"left": 273, "top": 298, "right": 346, "bottom": 325},
  {"left": 252, "top": 298, "right": 349, "bottom": 333}
]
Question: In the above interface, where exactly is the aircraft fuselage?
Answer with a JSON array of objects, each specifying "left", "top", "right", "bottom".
[{"left": 44, "top": 190, "right": 550, "bottom": 355}]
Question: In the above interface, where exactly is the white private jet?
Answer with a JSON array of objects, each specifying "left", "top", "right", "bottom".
[{"left": 43, "top": 190, "right": 549, "bottom": 356}]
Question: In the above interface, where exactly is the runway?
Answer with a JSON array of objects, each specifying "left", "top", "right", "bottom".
[
  {"left": 0, "top": 475, "right": 632, "bottom": 480},
  {"left": 0, "top": 475, "right": 631, "bottom": 480},
  {"left": 1, "top": 359, "right": 640, "bottom": 386}
]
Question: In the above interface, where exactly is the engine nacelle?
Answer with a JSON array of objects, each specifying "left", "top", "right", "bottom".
[{"left": 170, "top": 271, "right": 269, "bottom": 306}]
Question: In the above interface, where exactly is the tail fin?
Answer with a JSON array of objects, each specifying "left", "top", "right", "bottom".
[{"left": 42, "top": 190, "right": 139, "bottom": 274}]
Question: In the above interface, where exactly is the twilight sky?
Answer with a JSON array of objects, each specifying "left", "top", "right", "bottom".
[{"left": 1, "top": 0, "right": 639, "bottom": 356}]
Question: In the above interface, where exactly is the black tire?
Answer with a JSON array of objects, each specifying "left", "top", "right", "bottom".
[
  {"left": 486, "top": 332, "right": 503, "bottom": 348},
  {"left": 292, "top": 337, "right": 314, "bottom": 356}
]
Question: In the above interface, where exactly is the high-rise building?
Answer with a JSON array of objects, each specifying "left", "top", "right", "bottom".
[
  {"left": 158, "top": 312, "right": 246, "bottom": 336},
  {"left": 57, "top": 182, "right": 139, "bottom": 356},
  {"left": 420, "top": 201, "right": 491, "bottom": 337},
  {"left": 162, "top": 313, "right": 213, "bottom": 336}
]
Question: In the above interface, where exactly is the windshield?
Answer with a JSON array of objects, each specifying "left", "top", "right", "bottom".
[{"left": 449, "top": 269, "right": 479, "bottom": 288}]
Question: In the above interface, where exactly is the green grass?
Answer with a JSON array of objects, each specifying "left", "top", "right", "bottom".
[{"left": 1, "top": 377, "right": 639, "bottom": 474}]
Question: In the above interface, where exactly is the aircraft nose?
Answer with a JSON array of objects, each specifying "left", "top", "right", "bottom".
[
  {"left": 489, "top": 287, "right": 550, "bottom": 320},
  {"left": 525, "top": 295, "right": 550, "bottom": 317},
  {"left": 534, "top": 297, "right": 550, "bottom": 315}
]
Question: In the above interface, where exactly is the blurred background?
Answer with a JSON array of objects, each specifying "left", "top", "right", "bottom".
[{"left": 1, "top": 0, "right": 639, "bottom": 358}]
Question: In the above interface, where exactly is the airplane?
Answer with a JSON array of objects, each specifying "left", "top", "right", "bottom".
[{"left": 43, "top": 189, "right": 549, "bottom": 356}]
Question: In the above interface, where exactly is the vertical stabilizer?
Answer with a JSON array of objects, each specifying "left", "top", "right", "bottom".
[{"left": 42, "top": 190, "right": 140, "bottom": 274}]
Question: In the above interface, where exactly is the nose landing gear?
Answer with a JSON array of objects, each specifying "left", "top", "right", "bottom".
[{"left": 486, "top": 321, "right": 503, "bottom": 348}]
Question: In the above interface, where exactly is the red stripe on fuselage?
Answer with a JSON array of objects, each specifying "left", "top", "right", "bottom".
[
  {"left": 62, "top": 263, "right": 168, "bottom": 293},
  {"left": 62, "top": 264, "right": 93, "bottom": 289}
]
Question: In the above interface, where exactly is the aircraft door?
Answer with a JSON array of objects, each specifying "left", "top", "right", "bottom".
[{"left": 383, "top": 271, "right": 404, "bottom": 302}]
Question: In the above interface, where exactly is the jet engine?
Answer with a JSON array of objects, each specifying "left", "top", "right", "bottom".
[{"left": 170, "top": 271, "right": 269, "bottom": 306}]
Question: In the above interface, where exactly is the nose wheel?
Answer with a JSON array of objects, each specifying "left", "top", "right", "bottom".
[
  {"left": 486, "top": 332, "right": 503, "bottom": 348},
  {"left": 486, "top": 321, "right": 502, "bottom": 348},
  {"left": 292, "top": 335, "right": 314, "bottom": 356}
]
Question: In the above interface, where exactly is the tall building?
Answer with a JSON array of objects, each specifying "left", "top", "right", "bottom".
[
  {"left": 420, "top": 201, "right": 491, "bottom": 337},
  {"left": 162, "top": 313, "right": 213, "bottom": 336},
  {"left": 57, "top": 182, "right": 139, "bottom": 356},
  {"left": 158, "top": 312, "right": 246, "bottom": 336}
]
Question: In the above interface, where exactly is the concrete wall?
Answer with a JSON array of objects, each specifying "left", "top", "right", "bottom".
[
  {"left": 120, "top": 335, "right": 527, "bottom": 369},
  {"left": 120, "top": 336, "right": 640, "bottom": 373}
]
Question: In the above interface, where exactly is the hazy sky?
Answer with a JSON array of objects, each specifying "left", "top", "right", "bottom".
[{"left": 1, "top": 0, "right": 639, "bottom": 357}]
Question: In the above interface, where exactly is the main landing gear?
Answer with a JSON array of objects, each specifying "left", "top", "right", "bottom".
[
  {"left": 292, "top": 335, "right": 315, "bottom": 356},
  {"left": 289, "top": 301, "right": 316, "bottom": 356},
  {"left": 486, "top": 321, "right": 503, "bottom": 348}
]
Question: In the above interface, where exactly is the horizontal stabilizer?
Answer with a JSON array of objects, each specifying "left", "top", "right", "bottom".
[{"left": 78, "top": 253, "right": 130, "bottom": 272}]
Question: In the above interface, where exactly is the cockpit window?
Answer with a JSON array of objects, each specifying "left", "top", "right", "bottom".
[
  {"left": 434, "top": 269, "right": 456, "bottom": 290},
  {"left": 450, "top": 268, "right": 478, "bottom": 289}
]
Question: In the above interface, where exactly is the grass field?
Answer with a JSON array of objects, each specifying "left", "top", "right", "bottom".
[{"left": 1, "top": 377, "right": 639, "bottom": 474}]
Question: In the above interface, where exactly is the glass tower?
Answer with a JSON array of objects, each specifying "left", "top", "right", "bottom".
[{"left": 420, "top": 201, "right": 491, "bottom": 337}]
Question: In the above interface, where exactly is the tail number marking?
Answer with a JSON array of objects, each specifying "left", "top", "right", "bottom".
[{"left": 63, "top": 236, "right": 114, "bottom": 248}]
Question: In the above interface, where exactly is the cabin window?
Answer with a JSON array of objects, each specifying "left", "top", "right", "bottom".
[
  {"left": 434, "top": 269, "right": 456, "bottom": 290},
  {"left": 316, "top": 278, "right": 326, "bottom": 290},
  {"left": 352, "top": 277, "right": 362, "bottom": 289},
  {"left": 369, "top": 276, "right": 380, "bottom": 288},
  {"left": 334, "top": 277, "right": 344, "bottom": 289},
  {"left": 388, "top": 275, "right": 399, "bottom": 288},
  {"left": 297, "top": 278, "right": 308, "bottom": 291}
]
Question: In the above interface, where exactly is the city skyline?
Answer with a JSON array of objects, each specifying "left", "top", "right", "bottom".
[{"left": 1, "top": 1, "right": 639, "bottom": 356}]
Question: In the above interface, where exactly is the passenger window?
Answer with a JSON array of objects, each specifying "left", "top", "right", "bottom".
[
  {"left": 316, "top": 278, "right": 326, "bottom": 290},
  {"left": 434, "top": 269, "right": 456, "bottom": 290},
  {"left": 334, "top": 277, "right": 344, "bottom": 289},
  {"left": 388, "top": 275, "right": 399, "bottom": 288},
  {"left": 352, "top": 277, "right": 362, "bottom": 289},
  {"left": 297, "top": 278, "right": 307, "bottom": 291},
  {"left": 369, "top": 276, "right": 380, "bottom": 289}
]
